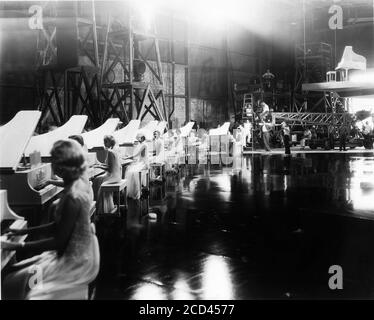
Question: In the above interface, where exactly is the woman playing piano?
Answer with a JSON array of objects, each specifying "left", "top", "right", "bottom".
[
  {"left": 123, "top": 133, "right": 149, "bottom": 199},
  {"left": 1, "top": 139, "right": 99, "bottom": 299},
  {"left": 92, "top": 135, "right": 122, "bottom": 214}
]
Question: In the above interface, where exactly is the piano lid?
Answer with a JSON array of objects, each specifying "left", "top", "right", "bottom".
[
  {"left": 113, "top": 120, "right": 141, "bottom": 145},
  {"left": 155, "top": 121, "right": 167, "bottom": 134},
  {"left": 335, "top": 46, "right": 366, "bottom": 71},
  {"left": 81, "top": 118, "right": 120, "bottom": 149},
  {"left": 25, "top": 115, "right": 88, "bottom": 157},
  {"left": 0, "top": 190, "right": 24, "bottom": 221},
  {"left": 209, "top": 122, "right": 230, "bottom": 136},
  {"left": 138, "top": 120, "right": 159, "bottom": 141},
  {"left": 0, "top": 111, "right": 41, "bottom": 171},
  {"left": 180, "top": 122, "right": 195, "bottom": 137}
]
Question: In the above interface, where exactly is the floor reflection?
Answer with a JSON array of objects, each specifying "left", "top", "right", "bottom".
[{"left": 95, "top": 152, "right": 374, "bottom": 299}]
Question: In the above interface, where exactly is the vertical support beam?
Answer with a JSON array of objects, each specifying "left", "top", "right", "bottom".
[
  {"left": 224, "top": 23, "right": 234, "bottom": 120},
  {"left": 100, "top": 14, "right": 111, "bottom": 85},
  {"left": 64, "top": 69, "right": 69, "bottom": 121},
  {"left": 128, "top": 3, "right": 136, "bottom": 119},
  {"left": 91, "top": 0, "right": 99, "bottom": 67},
  {"left": 184, "top": 19, "right": 190, "bottom": 122},
  {"left": 170, "top": 13, "right": 175, "bottom": 127},
  {"left": 128, "top": 4, "right": 134, "bottom": 84}
]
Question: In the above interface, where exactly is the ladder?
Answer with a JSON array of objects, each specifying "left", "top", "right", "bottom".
[{"left": 242, "top": 93, "right": 254, "bottom": 119}]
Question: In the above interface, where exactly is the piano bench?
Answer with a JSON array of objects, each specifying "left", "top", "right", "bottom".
[
  {"left": 100, "top": 179, "right": 127, "bottom": 217},
  {"left": 138, "top": 169, "right": 150, "bottom": 193},
  {"left": 326, "top": 71, "right": 337, "bottom": 82},
  {"left": 150, "top": 163, "right": 165, "bottom": 183}
]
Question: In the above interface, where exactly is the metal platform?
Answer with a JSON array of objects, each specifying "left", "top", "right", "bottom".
[
  {"left": 272, "top": 112, "right": 350, "bottom": 126},
  {"left": 302, "top": 81, "right": 374, "bottom": 97}
]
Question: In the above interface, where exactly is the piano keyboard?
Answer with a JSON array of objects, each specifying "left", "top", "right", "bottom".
[{"left": 1, "top": 219, "right": 27, "bottom": 270}]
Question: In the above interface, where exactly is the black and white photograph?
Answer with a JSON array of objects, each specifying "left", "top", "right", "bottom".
[{"left": 0, "top": 0, "right": 374, "bottom": 305}]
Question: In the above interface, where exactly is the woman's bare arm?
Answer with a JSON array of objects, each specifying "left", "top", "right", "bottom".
[
  {"left": 2, "top": 196, "right": 80, "bottom": 255},
  {"left": 7, "top": 221, "right": 56, "bottom": 237},
  {"left": 132, "top": 144, "right": 146, "bottom": 158}
]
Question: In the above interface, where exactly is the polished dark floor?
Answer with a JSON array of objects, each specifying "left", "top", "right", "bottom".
[{"left": 94, "top": 152, "right": 374, "bottom": 299}]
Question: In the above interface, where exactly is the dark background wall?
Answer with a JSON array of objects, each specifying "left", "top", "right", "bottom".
[{"left": 1, "top": 0, "right": 373, "bottom": 127}]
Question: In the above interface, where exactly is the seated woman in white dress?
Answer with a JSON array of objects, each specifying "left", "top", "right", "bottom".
[
  {"left": 123, "top": 133, "right": 149, "bottom": 200},
  {"left": 1, "top": 140, "right": 99, "bottom": 299},
  {"left": 173, "top": 129, "right": 185, "bottom": 163},
  {"left": 165, "top": 129, "right": 183, "bottom": 166},
  {"left": 150, "top": 130, "right": 165, "bottom": 164},
  {"left": 92, "top": 135, "right": 122, "bottom": 214}
]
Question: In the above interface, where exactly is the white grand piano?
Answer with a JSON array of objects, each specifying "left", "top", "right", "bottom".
[
  {"left": 0, "top": 111, "right": 63, "bottom": 207},
  {"left": 25, "top": 115, "right": 88, "bottom": 158},
  {"left": 113, "top": 120, "right": 141, "bottom": 161},
  {"left": 180, "top": 122, "right": 195, "bottom": 137},
  {"left": 155, "top": 121, "right": 167, "bottom": 135},
  {"left": 113, "top": 120, "right": 141, "bottom": 146},
  {"left": 81, "top": 118, "right": 120, "bottom": 150},
  {"left": 81, "top": 118, "right": 120, "bottom": 164},
  {"left": 138, "top": 120, "right": 159, "bottom": 141},
  {"left": 1, "top": 190, "right": 28, "bottom": 270},
  {"left": 335, "top": 46, "right": 367, "bottom": 81},
  {"left": 208, "top": 122, "right": 231, "bottom": 165},
  {"left": 302, "top": 46, "right": 373, "bottom": 97},
  {"left": 209, "top": 122, "right": 230, "bottom": 136}
]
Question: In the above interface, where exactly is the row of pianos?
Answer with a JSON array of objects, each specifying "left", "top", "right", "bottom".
[
  {"left": 0, "top": 110, "right": 232, "bottom": 270},
  {"left": 0, "top": 111, "right": 207, "bottom": 271}
]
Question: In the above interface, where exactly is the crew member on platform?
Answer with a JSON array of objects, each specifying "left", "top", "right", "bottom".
[
  {"left": 259, "top": 101, "right": 270, "bottom": 120},
  {"left": 242, "top": 120, "right": 252, "bottom": 147}
]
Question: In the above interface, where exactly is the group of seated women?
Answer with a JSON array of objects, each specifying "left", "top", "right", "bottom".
[
  {"left": 0, "top": 131, "right": 153, "bottom": 299},
  {"left": 0, "top": 121, "right": 247, "bottom": 299}
]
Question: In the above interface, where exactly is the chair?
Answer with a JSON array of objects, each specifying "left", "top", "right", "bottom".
[
  {"left": 138, "top": 169, "right": 150, "bottom": 216},
  {"left": 326, "top": 71, "right": 336, "bottom": 82},
  {"left": 100, "top": 179, "right": 127, "bottom": 216},
  {"left": 150, "top": 163, "right": 166, "bottom": 182}
]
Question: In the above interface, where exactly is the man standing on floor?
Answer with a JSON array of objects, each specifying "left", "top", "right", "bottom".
[
  {"left": 339, "top": 124, "right": 349, "bottom": 151},
  {"left": 328, "top": 124, "right": 335, "bottom": 150},
  {"left": 281, "top": 122, "right": 291, "bottom": 155},
  {"left": 260, "top": 107, "right": 273, "bottom": 152}
]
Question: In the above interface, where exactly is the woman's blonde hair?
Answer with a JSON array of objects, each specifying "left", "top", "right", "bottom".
[
  {"left": 104, "top": 135, "right": 116, "bottom": 148},
  {"left": 50, "top": 139, "right": 86, "bottom": 182}
]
